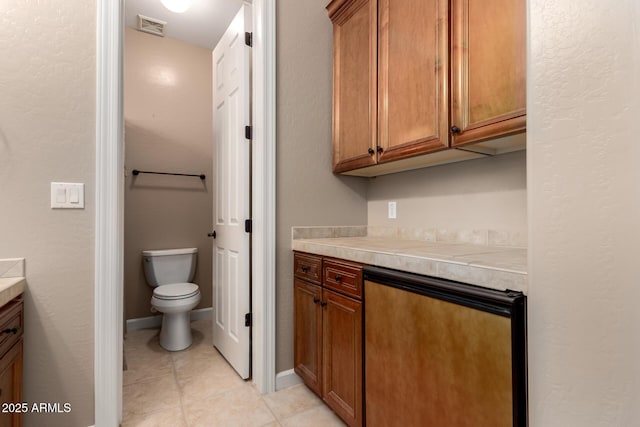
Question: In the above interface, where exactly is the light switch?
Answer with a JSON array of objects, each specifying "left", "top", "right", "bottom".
[
  {"left": 51, "top": 182, "right": 85, "bottom": 209},
  {"left": 69, "top": 187, "right": 79, "bottom": 203},
  {"left": 56, "top": 188, "right": 66, "bottom": 203}
]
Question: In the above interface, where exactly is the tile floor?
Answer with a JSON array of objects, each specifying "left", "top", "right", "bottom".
[{"left": 122, "top": 318, "right": 346, "bottom": 427}]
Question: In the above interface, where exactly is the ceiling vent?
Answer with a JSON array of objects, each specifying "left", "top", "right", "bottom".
[{"left": 137, "top": 15, "right": 166, "bottom": 37}]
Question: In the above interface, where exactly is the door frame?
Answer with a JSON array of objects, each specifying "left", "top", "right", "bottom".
[{"left": 95, "top": 1, "right": 276, "bottom": 425}]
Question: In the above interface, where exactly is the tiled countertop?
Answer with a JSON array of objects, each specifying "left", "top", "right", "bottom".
[
  {"left": 0, "top": 258, "right": 26, "bottom": 307},
  {"left": 0, "top": 278, "right": 25, "bottom": 307},
  {"left": 292, "top": 227, "right": 527, "bottom": 294}
]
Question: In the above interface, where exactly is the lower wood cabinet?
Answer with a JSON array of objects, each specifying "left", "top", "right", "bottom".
[
  {"left": 322, "top": 288, "right": 362, "bottom": 427},
  {"left": 293, "top": 253, "right": 363, "bottom": 427},
  {"left": 0, "top": 297, "right": 24, "bottom": 427},
  {"left": 293, "top": 278, "right": 323, "bottom": 396}
]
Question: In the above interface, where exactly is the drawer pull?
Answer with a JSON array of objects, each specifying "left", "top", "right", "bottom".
[
  {"left": 334, "top": 275, "right": 342, "bottom": 282},
  {"left": 2, "top": 328, "right": 17, "bottom": 335},
  {"left": 301, "top": 265, "right": 309, "bottom": 273}
]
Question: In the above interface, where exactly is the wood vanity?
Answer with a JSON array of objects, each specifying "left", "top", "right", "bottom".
[{"left": 0, "top": 295, "right": 23, "bottom": 427}]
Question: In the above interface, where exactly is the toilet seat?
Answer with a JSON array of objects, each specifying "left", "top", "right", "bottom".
[{"left": 153, "top": 283, "right": 199, "bottom": 300}]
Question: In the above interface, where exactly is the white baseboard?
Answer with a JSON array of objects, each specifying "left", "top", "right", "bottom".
[
  {"left": 126, "top": 307, "right": 212, "bottom": 331},
  {"left": 275, "top": 369, "right": 302, "bottom": 391}
]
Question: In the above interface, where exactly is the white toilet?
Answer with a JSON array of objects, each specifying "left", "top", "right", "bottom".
[{"left": 142, "top": 247, "right": 201, "bottom": 351}]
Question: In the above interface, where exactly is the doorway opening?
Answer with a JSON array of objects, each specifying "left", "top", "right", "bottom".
[{"left": 95, "top": 0, "right": 276, "bottom": 425}]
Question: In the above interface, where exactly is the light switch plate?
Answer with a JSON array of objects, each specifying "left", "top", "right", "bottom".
[{"left": 51, "top": 182, "right": 85, "bottom": 209}]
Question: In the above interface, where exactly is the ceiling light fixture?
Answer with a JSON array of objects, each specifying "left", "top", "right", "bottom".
[{"left": 160, "top": 0, "right": 192, "bottom": 13}]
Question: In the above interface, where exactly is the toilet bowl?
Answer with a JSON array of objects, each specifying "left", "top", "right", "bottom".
[{"left": 142, "top": 248, "right": 201, "bottom": 351}]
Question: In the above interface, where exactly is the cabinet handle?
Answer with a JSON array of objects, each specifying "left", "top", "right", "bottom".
[
  {"left": 321, "top": 301, "right": 328, "bottom": 307},
  {"left": 2, "top": 328, "right": 17, "bottom": 335},
  {"left": 301, "top": 265, "right": 309, "bottom": 273},
  {"left": 368, "top": 147, "right": 375, "bottom": 155},
  {"left": 334, "top": 275, "right": 342, "bottom": 282},
  {"left": 313, "top": 297, "right": 320, "bottom": 304},
  {"left": 450, "top": 125, "right": 461, "bottom": 134},
  {"left": 207, "top": 231, "right": 216, "bottom": 239},
  {"left": 376, "top": 145, "right": 383, "bottom": 153}
]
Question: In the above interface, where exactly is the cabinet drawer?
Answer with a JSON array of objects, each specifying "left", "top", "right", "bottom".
[
  {"left": 323, "top": 259, "right": 363, "bottom": 299},
  {"left": 0, "top": 298, "right": 23, "bottom": 359},
  {"left": 294, "top": 253, "right": 323, "bottom": 285}
]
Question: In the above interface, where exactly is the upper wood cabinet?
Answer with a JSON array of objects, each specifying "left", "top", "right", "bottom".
[
  {"left": 450, "top": 0, "right": 526, "bottom": 146},
  {"left": 328, "top": 0, "right": 377, "bottom": 173},
  {"left": 327, "top": 0, "right": 526, "bottom": 176},
  {"left": 378, "top": 0, "right": 449, "bottom": 163}
]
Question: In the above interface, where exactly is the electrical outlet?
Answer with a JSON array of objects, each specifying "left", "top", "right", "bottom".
[{"left": 388, "top": 201, "right": 397, "bottom": 219}]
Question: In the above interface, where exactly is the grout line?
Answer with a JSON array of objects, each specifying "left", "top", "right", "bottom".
[
  {"left": 171, "top": 348, "right": 190, "bottom": 427},
  {"left": 261, "top": 393, "right": 282, "bottom": 425}
]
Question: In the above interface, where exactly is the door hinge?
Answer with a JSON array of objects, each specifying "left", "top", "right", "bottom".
[
  {"left": 244, "top": 312, "right": 252, "bottom": 327},
  {"left": 245, "top": 32, "right": 253, "bottom": 47},
  {"left": 245, "top": 219, "right": 252, "bottom": 233},
  {"left": 245, "top": 125, "right": 252, "bottom": 140}
]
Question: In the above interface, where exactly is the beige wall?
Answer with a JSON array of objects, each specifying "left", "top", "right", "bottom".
[
  {"left": 124, "top": 28, "right": 213, "bottom": 320},
  {"left": 528, "top": 0, "right": 640, "bottom": 424},
  {"left": 368, "top": 151, "right": 527, "bottom": 237},
  {"left": 0, "top": 1, "right": 95, "bottom": 426},
  {"left": 276, "top": 0, "right": 369, "bottom": 372}
]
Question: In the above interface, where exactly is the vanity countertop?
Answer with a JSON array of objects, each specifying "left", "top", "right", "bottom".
[
  {"left": 292, "top": 227, "right": 527, "bottom": 294},
  {"left": 0, "top": 278, "right": 25, "bottom": 308}
]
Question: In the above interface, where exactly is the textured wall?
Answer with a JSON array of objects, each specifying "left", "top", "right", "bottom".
[
  {"left": 528, "top": 0, "right": 640, "bottom": 425},
  {"left": 276, "top": 0, "right": 368, "bottom": 372},
  {"left": 0, "top": 1, "right": 95, "bottom": 426},
  {"left": 124, "top": 28, "right": 213, "bottom": 320},
  {"left": 368, "top": 151, "right": 527, "bottom": 238}
]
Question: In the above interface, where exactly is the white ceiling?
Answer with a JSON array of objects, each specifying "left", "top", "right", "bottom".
[{"left": 125, "top": 0, "right": 246, "bottom": 50}]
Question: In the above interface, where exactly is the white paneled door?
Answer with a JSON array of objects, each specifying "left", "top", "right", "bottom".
[{"left": 212, "top": 3, "right": 252, "bottom": 379}]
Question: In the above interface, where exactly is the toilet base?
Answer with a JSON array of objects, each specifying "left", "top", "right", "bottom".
[{"left": 159, "top": 311, "right": 192, "bottom": 351}]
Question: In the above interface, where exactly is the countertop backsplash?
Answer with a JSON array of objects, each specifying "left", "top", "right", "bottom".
[
  {"left": 293, "top": 226, "right": 526, "bottom": 248},
  {"left": 0, "top": 258, "right": 25, "bottom": 278}
]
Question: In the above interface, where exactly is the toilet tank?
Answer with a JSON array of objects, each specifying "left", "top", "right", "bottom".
[{"left": 142, "top": 248, "right": 198, "bottom": 287}]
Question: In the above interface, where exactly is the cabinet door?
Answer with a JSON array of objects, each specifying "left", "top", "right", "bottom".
[
  {"left": 450, "top": 0, "right": 526, "bottom": 146},
  {"left": 322, "top": 289, "right": 362, "bottom": 427},
  {"left": 0, "top": 340, "right": 23, "bottom": 427},
  {"left": 378, "top": 0, "right": 449, "bottom": 163},
  {"left": 328, "top": 0, "right": 377, "bottom": 173},
  {"left": 293, "top": 279, "right": 323, "bottom": 396}
]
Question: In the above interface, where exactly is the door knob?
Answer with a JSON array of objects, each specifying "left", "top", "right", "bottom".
[{"left": 207, "top": 231, "right": 217, "bottom": 239}]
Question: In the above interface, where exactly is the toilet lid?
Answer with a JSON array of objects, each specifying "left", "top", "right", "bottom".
[{"left": 154, "top": 283, "right": 200, "bottom": 300}]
